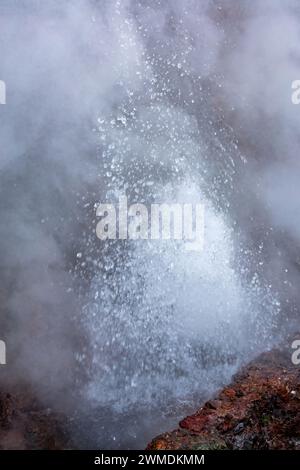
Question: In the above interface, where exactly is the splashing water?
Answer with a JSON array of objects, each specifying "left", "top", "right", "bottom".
[
  {"left": 74, "top": 34, "right": 281, "bottom": 424},
  {"left": 78, "top": 180, "right": 279, "bottom": 415}
]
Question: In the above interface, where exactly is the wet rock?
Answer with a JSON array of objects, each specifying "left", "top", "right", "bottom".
[
  {"left": 147, "top": 338, "right": 300, "bottom": 450},
  {"left": 233, "top": 422, "right": 245, "bottom": 434}
]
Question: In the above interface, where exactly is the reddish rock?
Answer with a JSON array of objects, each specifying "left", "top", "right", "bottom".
[{"left": 147, "top": 339, "right": 300, "bottom": 450}]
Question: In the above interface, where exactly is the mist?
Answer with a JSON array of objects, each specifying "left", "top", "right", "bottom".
[{"left": 0, "top": 0, "right": 299, "bottom": 448}]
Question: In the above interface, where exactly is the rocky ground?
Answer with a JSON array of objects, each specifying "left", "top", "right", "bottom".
[
  {"left": 147, "top": 340, "right": 300, "bottom": 450},
  {"left": 0, "top": 387, "right": 70, "bottom": 449}
]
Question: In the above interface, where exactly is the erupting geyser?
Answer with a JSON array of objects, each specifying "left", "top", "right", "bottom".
[{"left": 0, "top": 0, "right": 299, "bottom": 450}]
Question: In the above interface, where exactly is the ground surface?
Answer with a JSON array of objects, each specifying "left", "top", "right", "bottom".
[
  {"left": 0, "top": 387, "right": 70, "bottom": 449},
  {"left": 147, "top": 341, "right": 300, "bottom": 450}
]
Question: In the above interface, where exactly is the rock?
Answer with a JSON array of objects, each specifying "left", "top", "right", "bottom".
[
  {"left": 147, "top": 337, "right": 300, "bottom": 450},
  {"left": 0, "top": 388, "right": 70, "bottom": 449}
]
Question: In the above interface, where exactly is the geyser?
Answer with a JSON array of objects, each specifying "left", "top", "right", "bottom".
[{"left": 0, "top": 0, "right": 297, "bottom": 450}]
